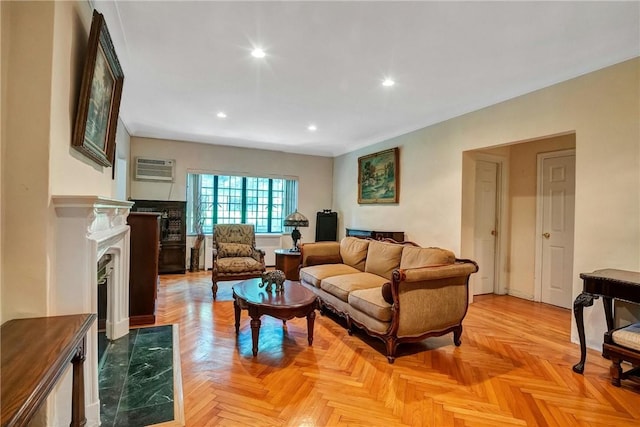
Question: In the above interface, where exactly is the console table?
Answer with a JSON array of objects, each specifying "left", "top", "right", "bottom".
[
  {"left": 572, "top": 269, "right": 640, "bottom": 374},
  {"left": 345, "top": 228, "right": 404, "bottom": 242},
  {"left": 1, "top": 314, "right": 96, "bottom": 427}
]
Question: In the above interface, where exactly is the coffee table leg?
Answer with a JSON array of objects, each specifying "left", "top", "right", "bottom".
[
  {"left": 250, "top": 316, "right": 261, "bottom": 356},
  {"left": 307, "top": 310, "right": 316, "bottom": 346},
  {"left": 233, "top": 297, "right": 241, "bottom": 335}
]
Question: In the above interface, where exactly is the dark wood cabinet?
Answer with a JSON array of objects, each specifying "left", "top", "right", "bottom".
[
  {"left": 346, "top": 228, "right": 405, "bottom": 242},
  {"left": 128, "top": 212, "right": 160, "bottom": 326},
  {"left": 130, "top": 200, "right": 186, "bottom": 274}
]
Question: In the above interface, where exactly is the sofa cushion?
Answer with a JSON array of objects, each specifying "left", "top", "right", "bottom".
[
  {"left": 218, "top": 242, "right": 254, "bottom": 258},
  {"left": 365, "top": 240, "right": 404, "bottom": 280},
  {"left": 349, "top": 287, "right": 393, "bottom": 322},
  {"left": 216, "top": 257, "right": 263, "bottom": 273},
  {"left": 320, "top": 272, "right": 388, "bottom": 302},
  {"left": 300, "top": 264, "right": 361, "bottom": 288},
  {"left": 400, "top": 246, "right": 455, "bottom": 269},
  {"left": 340, "top": 237, "right": 370, "bottom": 271}
]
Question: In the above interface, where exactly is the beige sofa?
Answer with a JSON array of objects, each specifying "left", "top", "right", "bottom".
[{"left": 299, "top": 237, "right": 478, "bottom": 363}]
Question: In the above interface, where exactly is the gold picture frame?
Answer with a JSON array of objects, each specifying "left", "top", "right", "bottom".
[
  {"left": 72, "top": 10, "right": 124, "bottom": 167},
  {"left": 357, "top": 147, "right": 399, "bottom": 204}
]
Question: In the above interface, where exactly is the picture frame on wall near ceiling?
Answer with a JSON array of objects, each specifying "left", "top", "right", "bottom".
[
  {"left": 72, "top": 10, "right": 124, "bottom": 167},
  {"left": 357, "top": 147, "right": 399, "bottom": 204}
]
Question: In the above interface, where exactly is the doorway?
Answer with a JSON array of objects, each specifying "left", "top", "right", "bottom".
[
  {"left": 535, "top": 150, "right": 576, "bottom": 309},
  {"left": 473, "top": 160, "right": 499, "bottom": 295},
  {"left": 461, "top": 133, "right": 576, "bottom": 304}
]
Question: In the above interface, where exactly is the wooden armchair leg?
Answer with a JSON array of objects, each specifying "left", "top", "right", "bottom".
[
  {"left": 609, "top": 358, "right": 623, "bottom": 387},
  {"left": 212, "top": 282, "right": 218, "bottom": 301}
]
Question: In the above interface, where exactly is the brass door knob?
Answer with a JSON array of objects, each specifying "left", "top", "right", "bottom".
[
  {"left": 542, "top": 232, "right": 551, "bottom": 239},
  {"left": 491, "top": 230, "right": 497, "bottom": 236}
]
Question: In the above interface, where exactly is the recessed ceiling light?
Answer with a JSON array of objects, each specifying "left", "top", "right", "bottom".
[
  {"left": 216, "top": 112, "right": 227, "bottom": 119},
  {"left": 251, "top": 48, "right": 266, "bottom": 58},
  {"left": 382, "top": 78, "right": 395, "bottom": 87},
  {"left": 308, "top": 124, "right": 317, "bottom": 132}
]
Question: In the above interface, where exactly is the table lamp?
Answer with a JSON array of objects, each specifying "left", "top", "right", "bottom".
[{"left": 284, "top": 210, "right": 309, "bottom": 252}]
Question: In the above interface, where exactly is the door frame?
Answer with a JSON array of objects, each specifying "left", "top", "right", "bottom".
[
  {"left": 534, "top": 149, "right": 576, "bottom": 303},
  {"left": 473, "top": 153, "right": 509, "bottom": 296}
]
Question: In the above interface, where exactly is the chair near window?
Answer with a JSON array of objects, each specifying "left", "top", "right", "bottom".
[{"left": 211, "top": 224, "right": 266, "bottom": 300}]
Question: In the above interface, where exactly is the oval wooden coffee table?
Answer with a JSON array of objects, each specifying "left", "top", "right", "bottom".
[{"left": 232, "top": 278, "right": 317, "bottom": 356}]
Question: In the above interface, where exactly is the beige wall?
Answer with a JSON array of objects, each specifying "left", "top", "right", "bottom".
[
  {"left": 49, "top": 1, "right": 114, "bottom": 196},
  {"left": 130, "top": 136, "right": 334, "bottom": 246},
  {"left": 334, "top": 58, "right": 640, "bottom": 350},
  {"left": 2, "top": 1, "right": 56, "bottom": 321}
]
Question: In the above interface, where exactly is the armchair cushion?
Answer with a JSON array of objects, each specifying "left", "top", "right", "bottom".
[
  {"left": 218, "top": 242, "right": 253, "bottom": 258},
  {"left": 216, "top": 257, "right": 263, "bottom": 274},
  {"left": 612, "top": 323, "right": 640, "bottom": 351}
]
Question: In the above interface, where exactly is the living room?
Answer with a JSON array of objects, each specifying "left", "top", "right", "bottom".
[{"left": 2, "top": 1, "right": 639, "bottom": 426}]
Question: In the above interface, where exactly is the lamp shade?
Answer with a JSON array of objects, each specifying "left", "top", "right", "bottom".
[{"left": 284, "top": 210, "right": 309, "bottom": 228}]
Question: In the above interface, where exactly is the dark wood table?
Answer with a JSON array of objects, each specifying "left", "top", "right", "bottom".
[
  {"left": 233, "top": 278, "right": 317, "bottom": 356},
  {"left": 274, "top": 249, "right": 301, "bottom": 281},
  {"left": 573, "top": 269, "right": 640, "bottom": 374},
  {"left": 1, "top": 313, "right": 96, "bottom": 427}
]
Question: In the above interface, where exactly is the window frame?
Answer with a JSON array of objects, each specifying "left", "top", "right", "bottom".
[{"left": 187, "top": 172, "right": 296, "bottom": 235}]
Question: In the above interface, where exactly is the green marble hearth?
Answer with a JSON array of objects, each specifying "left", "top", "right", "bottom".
[{"left": 99, "top": 325, "right": 182, "bottom": 426}]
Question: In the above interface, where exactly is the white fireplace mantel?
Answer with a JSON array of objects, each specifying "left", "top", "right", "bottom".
[{"left": 51, "top": 195, "right": 133, "bottom": 427}]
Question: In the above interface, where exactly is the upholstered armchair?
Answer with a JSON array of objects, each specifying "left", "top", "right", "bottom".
[{"left": 211, "top": 224, "right": 266, "bottom": 300}]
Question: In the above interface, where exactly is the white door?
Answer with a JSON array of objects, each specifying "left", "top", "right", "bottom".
[
  {"left": 474, "top": 161, "right": 498, "bottom": 295},
  {"left": 540, "top": 154, "right": 575, "bottom": 308}
]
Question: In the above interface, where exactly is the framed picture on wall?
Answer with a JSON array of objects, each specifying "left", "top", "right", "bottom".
[
  {"left": 72, "top": 10, "right": 124, "bottom": 167},
  {"left": 357, "top": 147, "right": 399, "bottom": 204}
]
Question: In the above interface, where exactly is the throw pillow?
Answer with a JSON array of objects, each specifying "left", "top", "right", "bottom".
[
  {"left": 340, "top": 237, "right": 370, "bottom": 271},
  {"left": 399, "top": 246, "right": 455, "bottom": 269},
  {"left": 218, "top": 242, "right": 253, "bottom": 258},
  {"left": 365, "top": 240, "right": 403, "bottom": 280}
]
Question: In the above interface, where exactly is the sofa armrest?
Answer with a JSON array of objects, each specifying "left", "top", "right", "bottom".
[
  {"left": 300, "top": 242, "right": 342, "bottom": 267},
  {"left": 388, "top": 259, "right": 478, "bottom": 337},
  {"left": 396, "top": 260, "right": 478, "bottom": 283}
]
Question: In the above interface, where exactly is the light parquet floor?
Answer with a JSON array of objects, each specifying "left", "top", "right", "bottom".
[{"left": 155, "top": 272, "right": 640, "bottom": 426}]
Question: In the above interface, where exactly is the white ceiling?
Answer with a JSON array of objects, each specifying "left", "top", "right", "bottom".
[{"left": 96, "top": 1, "right": 639, "bottom": 157}]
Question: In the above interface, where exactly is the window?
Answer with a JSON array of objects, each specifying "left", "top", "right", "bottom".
[{"left": 187, "top": 173, "right": 297, "bottom": 234}]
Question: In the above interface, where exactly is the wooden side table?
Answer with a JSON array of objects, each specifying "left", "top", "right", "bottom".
[
  {"left": 1, "top": 314, "right": 96, "bottom": 427},
  {"left": 275, "top": 249, "right": 301, "bottom": 281}
]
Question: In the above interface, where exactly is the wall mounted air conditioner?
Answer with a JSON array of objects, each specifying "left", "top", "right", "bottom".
[{"left": 134, "top": 157, "right": 175, "bottom": 182}]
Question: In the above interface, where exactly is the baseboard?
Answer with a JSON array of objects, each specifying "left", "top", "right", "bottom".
[
  {"left": 129, "top": 314, "right": 156, "bottom": 326},
  {"left": 109, "top": 317, "right": 130, "bottom": 340}
]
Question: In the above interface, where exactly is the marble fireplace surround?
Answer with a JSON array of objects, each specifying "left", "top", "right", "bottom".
[{"left": 52, "top": 196, "right": 133, "bottom": 426}]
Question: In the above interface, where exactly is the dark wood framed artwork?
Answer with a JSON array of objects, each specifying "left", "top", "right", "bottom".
[
  {"left": 72, "top": 10, "right": 124, "bottom": 167},
  {"left": 357, "top": 147, "right": 399, "bottom": 204}
]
